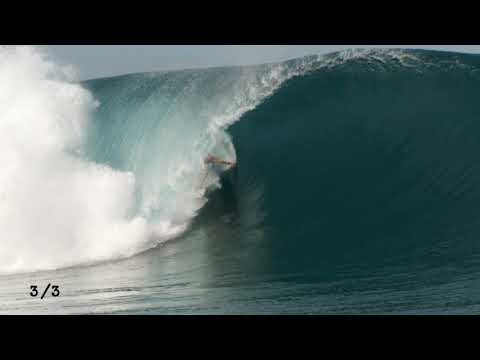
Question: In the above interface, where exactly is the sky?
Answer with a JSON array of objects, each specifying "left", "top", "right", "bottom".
[{"left": 42, "top": 45, "right": 480, "bottom": 81}]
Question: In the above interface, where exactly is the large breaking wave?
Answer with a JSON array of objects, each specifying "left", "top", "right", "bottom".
[
  {"left": 2, "top": 45, "right": 480, "bottom": 276},
  {"left": 0, "top": 46, "right": 316, "bottom": 274}
]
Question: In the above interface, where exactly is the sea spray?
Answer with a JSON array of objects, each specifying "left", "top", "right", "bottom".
[{"left": 0, "top": 46, "right": 156, "bottom": 274}]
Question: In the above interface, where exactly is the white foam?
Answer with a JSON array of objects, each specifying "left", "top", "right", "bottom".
[{"left": 0, "top": 46, "right": 163, "bottom": 274}]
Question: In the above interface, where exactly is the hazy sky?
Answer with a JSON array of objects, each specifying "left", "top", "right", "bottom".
[{"left": 42, "top": 45, "right": 480, "bottom": 80}]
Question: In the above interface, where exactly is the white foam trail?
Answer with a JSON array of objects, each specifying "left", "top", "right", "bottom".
[{"left": 0, "top": 46, "right": 171, "bottom": 274}]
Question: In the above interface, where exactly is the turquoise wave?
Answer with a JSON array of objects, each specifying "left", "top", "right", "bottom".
[{"left": 83, "top": 48, "right": 480, "bottom": 285}]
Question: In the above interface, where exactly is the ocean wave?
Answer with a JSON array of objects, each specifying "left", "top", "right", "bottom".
[{"left": 2, "top": 46, "right": 480, "bottom": 275}]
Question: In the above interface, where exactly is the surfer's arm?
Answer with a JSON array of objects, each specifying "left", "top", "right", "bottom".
[
  {"left": 218, "top": 159, "right": 234, "bottom": 165},
  {"left": 205, "top": 155, "right": 233, "bottom": 166}
]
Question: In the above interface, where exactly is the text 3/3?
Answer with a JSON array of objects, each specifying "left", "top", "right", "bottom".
[{"left": 30, "top": 283, "right": 60, "bottom": 299}]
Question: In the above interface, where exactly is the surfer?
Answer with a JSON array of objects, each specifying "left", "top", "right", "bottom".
[
  {"left": 204, "top": 154, "right": 235, "bottom": 167},
  {"left": 201, "top": 154, "right": 235, "bottom": 188}
]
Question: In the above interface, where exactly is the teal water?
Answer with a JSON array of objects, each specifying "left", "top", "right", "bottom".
[{"left": 3, "top": 49, "right": 480, "bottom": 314}]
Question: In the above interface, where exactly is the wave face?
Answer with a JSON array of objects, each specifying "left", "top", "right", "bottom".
[
  {"left": 3, "top": 46, "right": 480, "bottom": 283},
  {"left": 226, "top": 49, "right": 480, "bottom": 280}
]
